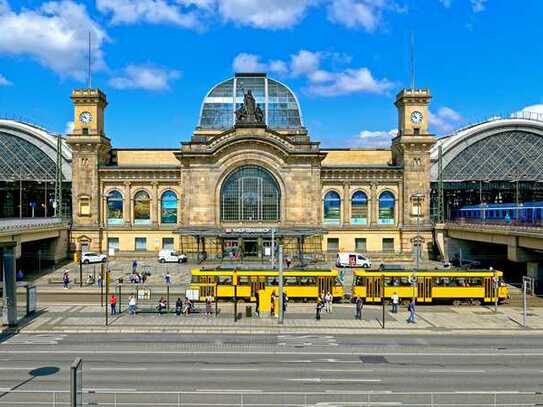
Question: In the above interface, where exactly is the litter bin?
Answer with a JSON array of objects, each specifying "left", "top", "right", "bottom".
[
  {"left": 245, "top": 305, "right": 252, "bottom": 317},
  {"left": 237, "top": 312, "right": 243, "bottom": 320}
]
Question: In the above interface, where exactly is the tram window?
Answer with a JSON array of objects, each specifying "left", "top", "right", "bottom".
[
  {"left": 217, "top": 276, "right": 232, "bottom": 285},
  {"left": 299, "top": 277, "right": 316, "bottom": 285},
  {"left": 333, "top": 278, "right": 342, "bottom": 286},
  {"left": 469, "top": 278, "right": 482, "bottom": 286},
  {"left": 191, "top": 276, "right": 200, "bottom": 283},
  {"left": 268, "top": 277, "right": 279, "bottom": 285},
  {"left": 284, "top": 277, "right": 298, "bottom": 286},
  {"left": 399, "top": 277, "right": 410, "bottom": 286},
  {"left": 238, "top": 276, "right": 249, "bottom": 284}
]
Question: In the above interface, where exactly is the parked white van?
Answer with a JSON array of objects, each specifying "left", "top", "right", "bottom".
[
  {"left": 81, "top": 252, "right": 107, "bottom": 264},
  {"left": 336, "top": 252, "right": 371, "bottom": 268},
  {"left": 158, "top": 250, "right": 187, "bottom": 263}
]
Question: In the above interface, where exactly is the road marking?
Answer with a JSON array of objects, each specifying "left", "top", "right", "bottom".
[
  {"left": 428, "top": 369, "right": 486, "bottom": 373},
  {"left": 200, "top": 368, "right": 259, "bottom": 372},
  {"left": 89, "top": 367, "right": 147, "bottom": 371},
  {"left": 84, "top": 388, "right": 137, "bottom": 392},
  {"left": 288, "top": 378, "right": 382, "bottom": 383},
  {"left": 196, "top": 389, "right": 263, "bottom": 392},
  {"left": 2, "top": 334, "right": 66, "bottom": 346},
  {"left": 279, "top": 360, "right": 312, "bottom": 363},
  {"left": 277, "top": 335, "right": 338, "bottom": 347},
  {"left": 318, "top": 369, "right": 375, "bottom": 372}
]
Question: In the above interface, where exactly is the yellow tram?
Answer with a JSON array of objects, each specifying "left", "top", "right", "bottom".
[
  {"left": 352, "top": 269, "right": 509, "bottom": 304},
  {"left": 190, "top": 268, "right": 344, "bottom": 302}
]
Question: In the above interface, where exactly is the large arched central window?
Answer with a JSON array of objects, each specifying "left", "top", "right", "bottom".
[{"left": 221, "top": 166, "right": 280, "bottom": 222}]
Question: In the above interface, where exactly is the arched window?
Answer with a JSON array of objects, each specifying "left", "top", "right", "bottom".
[
  {"left": 161, "top": 191, "right": 178, "bottom": 224},
  {"left": 323, "top": 191, "right": 341, "bottom": 224},
  {"left": 221, "top": 166, "right": 280, "bottom": 222},
  {"left": 107, "top": 190, "right": 123, "bottom": 225},
  {"left": 133, "top": 191, "right": 151, "bottom": 224},
  {"left": 378, "top": 191, "right": 395, "bottom": 225},
  {"left": 351, "top": 191, "right": 368, "bottom": 224}
]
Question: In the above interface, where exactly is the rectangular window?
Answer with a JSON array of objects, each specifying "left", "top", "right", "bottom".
[
  {"left": 108, "top": 238, "right": 119, "bottom": 254},
  {"left": 79, "top": 197, "right": 90, "bottom": 216},
  {"left": 162, "top": 237, "right": 174, "bottom": 250},
  {"left": 355, "top": 238, "right": 367, "bottom": 252},
  {"left": 135, "top": 237, "right": 147, "bottom": 251},
  {"left": 327, "top": 238, "right": 339, "bottom": 252},
  {"left": 382, "top": 238, "right": 394, "bottom": 252}
]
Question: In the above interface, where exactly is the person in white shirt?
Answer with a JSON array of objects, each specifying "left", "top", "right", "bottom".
[
  {"left": 391, "top": 292, "right": 399, "bottom": 313},
  {"left": 128, "top": 295, "right": 137, "bottom": 315},
  {"left": 325, "top": 291, "right": 333, "bottom": 313}
]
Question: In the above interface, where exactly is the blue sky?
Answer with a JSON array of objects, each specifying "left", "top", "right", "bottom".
[{"left": 1, "top": 0, "right": 542, "bottom": 148}]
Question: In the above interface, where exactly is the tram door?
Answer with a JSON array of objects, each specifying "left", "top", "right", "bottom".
[
  {"left": 484, "top": 277, "right": 496, "bottom": 302},
  {"left": 199, "top": 276, "right": 216, "bottom": 299},
  {"left": 366, "top": 276, "right": 383, "bottom": 302},
  {"left": 416, "top": 277, "right": 433, "bottom": 303},
  {"left": 250, "top": 276, "right": 266, "bottom": 301},
  {"left": 318, "top": 277, "right": 332, "bottom": 297}
]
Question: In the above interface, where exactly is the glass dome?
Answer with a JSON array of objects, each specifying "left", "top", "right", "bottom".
[{"left": 198, "top": 74, "right": 303, "bottom": 130}]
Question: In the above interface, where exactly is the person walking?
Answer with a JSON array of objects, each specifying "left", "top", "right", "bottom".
[
  {"left": 205, "top": 295, "right": 212, "bottom": 316},
  {"left": 132, "top": 259, "right": 138, "bottom": 273},
  {"left": 175, "top": 297, "right": 183, "bottom": 316},
  {"left": 407, "top": 299, "right": 416, "bottom": 323},
  {"left": 165, "top": 272, "right": 172, "bottom": 285},
  {"left": 315, "top": 298, "right": 323, "bottom": 321},
  {"left": 391, "top": 292, "right": 399, "bottom": 314},
  {"left": 110, "top": 294, "right": 117, "bottom": 315},
  {"left": 128, "top": 295, "right": 137, "bottom": 315},
  {"left": 63, "top": 270, "right": 70, "bottom": 289},
  {"left": 282, "top": 292, "right": 288, "bottom": 317},
  {"left": 270, "top": 293, "right": 276, "bottom": 318},
  {"left": 325, "top": 291, "right": 333, "bottom": 313},
  {"left": 97, "top": 273, "right": 102, "bottom": 288},
  {"left": 355, "top": 297, "right": 363, "bottom": 320}
]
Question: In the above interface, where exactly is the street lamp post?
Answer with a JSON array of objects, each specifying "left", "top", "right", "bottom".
[{"left": 412, "top": 192, "right": 425, "bottom": 303}]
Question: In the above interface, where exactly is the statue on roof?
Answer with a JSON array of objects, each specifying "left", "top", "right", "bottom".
[{"left": 235, "top": 89, "right": 265, "bottom": 126}]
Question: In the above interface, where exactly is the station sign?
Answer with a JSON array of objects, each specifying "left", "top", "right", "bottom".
[{"left": 224, "top": 227, "right": 271, "bottom": 234}]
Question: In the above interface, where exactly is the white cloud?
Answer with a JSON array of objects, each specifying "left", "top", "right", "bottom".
[
  {"left": 96, "top": 0, "right": 201, "bottom": 28},
  {"left": 307, "top": 67, "right": 393, "bottom": 96},
  {"left": 0, "top": 73, "right": 11, "bottom": 86},
  {"left": 326, "top": 0, "right": 404, "bottom": 32},
  {"left": 217, "top": 0, "right": 315, "bottom": 29},
  {"left": 109, "top": 65, "right": 181, "bottom": 91},
  {"left": 232, "top": 53, "right": 287, "bottom": 74},
  {"left": 64, "top": 121, "right": 74, "bottom": 134},
  {"left": 0, "top": 1, "right": 107, "bottom": 80},
  {"left": 232, "top": 49, "right": 394, "bottom": 97},
  {"left": 429, "top": 106, "right": 463, "bottom": 134},
  {"left": 470, "top": 0, "right": 487, "bottom": 12},
  {"left": 353, "top": 128, "right": 397, "bottom": 147},
  {"left": 512, "top": 104, "right": 543, "bottom": 120}
]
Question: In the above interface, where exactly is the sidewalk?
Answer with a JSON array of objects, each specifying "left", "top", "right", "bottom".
[{"left": 18, "top": 303, "right": 543, "bottom": 336}]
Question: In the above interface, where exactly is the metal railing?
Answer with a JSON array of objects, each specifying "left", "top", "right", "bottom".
[{"left": 0, "top": 390, "right": 541, "bottom": 406}]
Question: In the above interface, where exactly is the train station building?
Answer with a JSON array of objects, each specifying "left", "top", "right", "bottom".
[{"left": 67, "top": 73, "right": 436, "bottom": 260}]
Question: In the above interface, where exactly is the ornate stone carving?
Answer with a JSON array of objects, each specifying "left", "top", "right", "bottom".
[{"left": 235, "top": 90, "right": 265, "bottom": 126}]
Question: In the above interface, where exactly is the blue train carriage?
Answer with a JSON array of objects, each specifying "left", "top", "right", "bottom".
[{"left": 457, "top": 201, "right": 543, "bottom": 225}]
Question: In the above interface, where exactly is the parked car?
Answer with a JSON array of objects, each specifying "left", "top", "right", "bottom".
[
  {"left": 158, "top": 249, "right": 187, "bottom": 263},
  {"left": 336, "top": 252, "right": 371, "bottom": 268},
  {"left": 81, "top": 252, "right": 107, "bottom": 264}
]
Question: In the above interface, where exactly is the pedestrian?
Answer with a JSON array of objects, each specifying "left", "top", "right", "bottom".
[
  {"left": 325, "top": 291, "right": 333, "bottom": 313},
  {"left": 316, "top": 298, "right": 323, "bottom": 321},
  {"left": 128, "top": 295, "right": 137, "bottom": 315},
  {"left": 206, "top": 295, "right": 212, "bottom": 316},
  {"left": 165, "top": 272, "right": 172, "bottom": 285},
  {"left": 158, "top": 297, "right": 167, "bottom": 314},
  {"left": 407, "top": 299, "right": 416, "bottom": 324},
  {"left": 285, "top": 256, "right": 291, "bottom": 269},
  {"left": 16, "top": 269, "right": 24, "bottom": 281},
  {"left": 270, "top": 293, "right": 276, "bottom": 318},
  {"left": 282, "top": 292, "right": 288, "bottom": 316},
  {"left": 97, "top": 273, "right": 103, "bottom": 288},
  {"left": 132, "top": 259, "right": 138, "bottom": 273},
  {"left": 391, "top": 292, "right": 399, "bottom": 314},
  {"left": 355, "top": 296, "right": 363, "bottom": 320},
  {"left": 110, "top": 294, "right": 117, "bottom": 315},
  {"left": 175, "top": 297, "right": 183, "bottom": 316},
  {"left": 63, "top": 270, "right": 70, "bottom": 289},
  {"left": 255, "top": 292, "right": 260, "bottom": 317}
]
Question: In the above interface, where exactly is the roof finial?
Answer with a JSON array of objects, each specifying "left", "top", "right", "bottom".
[
  {"left": 409, "top": 32, "right": 415, "bottom": 90},
  {"left": 88, "top": 31, "right": 92, "bottom": 89}
]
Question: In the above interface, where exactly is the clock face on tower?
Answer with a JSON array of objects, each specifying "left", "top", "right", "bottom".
[
  {"left": 79, "top": 111, "right": 92, "bottom": 124},
  {"left": 410, "top": 110, "right": 423, "bottom": 125}
]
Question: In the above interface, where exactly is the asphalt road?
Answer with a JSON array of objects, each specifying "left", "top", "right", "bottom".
[{"left": 0, "top": 332, "right": 542, "bottom": 406}]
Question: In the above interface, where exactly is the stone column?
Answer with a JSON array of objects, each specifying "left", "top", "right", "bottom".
[
  {"left": 370, "top": 183, "right": 377, "bottom": 226},
  {"left": 2, "top": 242, "right": 17, "bottom": 327},
  {"left": 343, "top": 183, "right": 350, "bottom": 224},
  {"left": 123, "top": 182, "right": 131, "bottom": 225},
  {"left": 152, "top": 182, "right": 159, "bottom": 225}
]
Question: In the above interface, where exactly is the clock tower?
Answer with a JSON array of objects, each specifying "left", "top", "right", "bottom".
[
  {"left": 392, "top": 88, "right": 436, "bottom": 256},
  {"left": 67, "top": 88, "right": 111, "bottom": 251}
]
